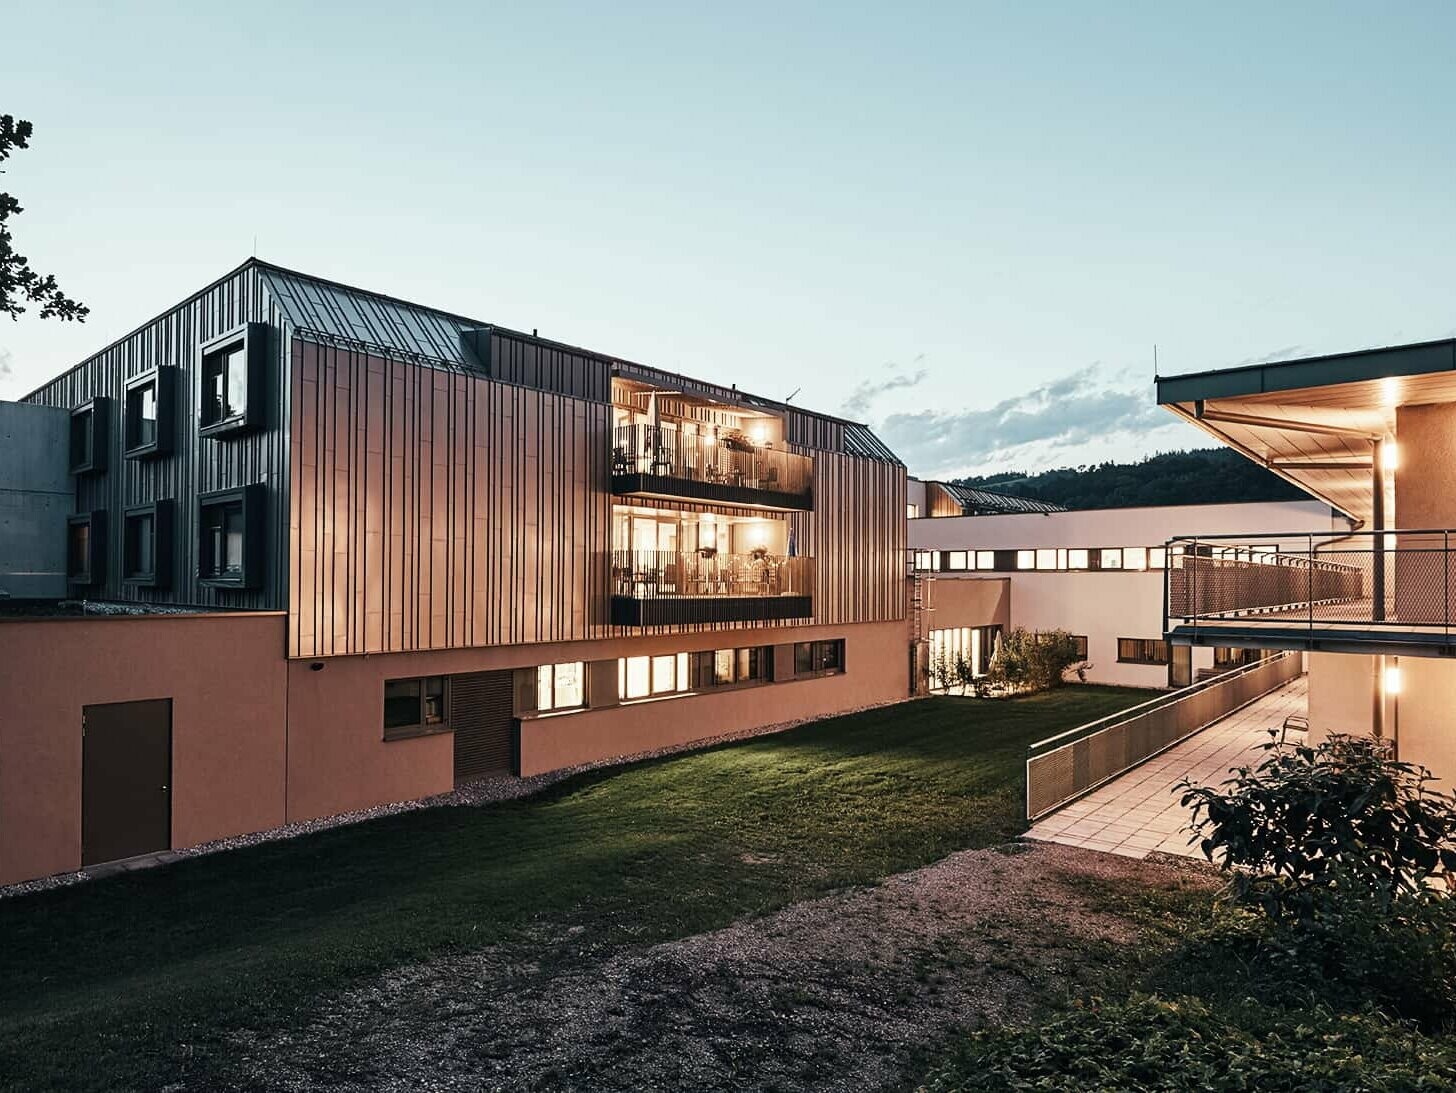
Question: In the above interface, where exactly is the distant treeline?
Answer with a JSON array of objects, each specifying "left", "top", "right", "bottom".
[{"left": 954, "top": 448, "right": 1312, "bottom": 510}]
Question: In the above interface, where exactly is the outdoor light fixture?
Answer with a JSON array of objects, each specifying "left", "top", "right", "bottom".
[
  {"left": 749, "top": 423, "right": 768, "bottom": 445},
  {"left": 1381, "top": 439, "right": 1399, "bottom": 471},
  {"left": 1384, "top": 664, "right": 1402, "bottom": 696}
]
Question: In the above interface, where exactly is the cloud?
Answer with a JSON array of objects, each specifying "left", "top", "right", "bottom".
[
  {"left": 840, "top": 357, "right": 928, "bottom": 420},
  {"left": 877, "top": 363, "right": 1188, "bottom": 477}
]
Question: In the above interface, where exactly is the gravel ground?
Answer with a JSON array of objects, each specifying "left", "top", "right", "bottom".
[
  {"left": 214, "top": 842, "right": 1215, "bottom": 1093},
  {"left": 0, "top": 699, "right": 914, "bottom": 901}
]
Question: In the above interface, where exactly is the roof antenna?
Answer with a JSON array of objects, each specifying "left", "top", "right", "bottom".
[
  {"left": 1153, "top": 343, "right": 1159, "bottom": 379},
  {"left": 784, "top": 386, "right": 801, "bottom": 403},
  {"left": 253, "top": 234, "right": 258, "bottom": 258}
]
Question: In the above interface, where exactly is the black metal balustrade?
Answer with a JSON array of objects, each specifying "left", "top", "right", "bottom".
[
  {"left": 608, "top": 549, "right": 814, "bottom": 625},
  {"left": 610, "top": 424, "right": 814, "bottom": 510},
  {"left": 1164, "top": 530, "right": 1456, "bottom": 647}
]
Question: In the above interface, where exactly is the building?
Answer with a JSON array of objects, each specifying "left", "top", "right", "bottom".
[
  {"left": 908, "top": 479, "right": 1342, "bottom": 688},
  {"left": 0, "top": 259, "right": 908, "bottom": 886},
  {"left": 1156, "top": 337, "right": 1456, "bottom": 783}
]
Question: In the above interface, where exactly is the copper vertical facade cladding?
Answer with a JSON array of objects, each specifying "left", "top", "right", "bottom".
[{"left": 289, "top": 339, "right": 611, "bottom": 658}]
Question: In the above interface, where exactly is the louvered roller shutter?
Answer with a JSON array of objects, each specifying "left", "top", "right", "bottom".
[{"left": 451, "top": 670, "right": 517, "bottom": 782}]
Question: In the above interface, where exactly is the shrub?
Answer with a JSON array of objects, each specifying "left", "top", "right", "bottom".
[
  {"left": 917, "top": 994, "right": 1456, "bottom": 1092},
  {"left": 984, "top": 627, "right": 1087, "bottom": 693},
  {"left": 1179, "top": 731, "right": 1456, "bottom": 922}
]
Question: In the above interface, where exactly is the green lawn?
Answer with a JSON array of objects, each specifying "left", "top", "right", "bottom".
[{"left": 0, "top": 686, "right": 1148, "bottom": 1092}]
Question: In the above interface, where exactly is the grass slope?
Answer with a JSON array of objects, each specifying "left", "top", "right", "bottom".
[{"left": 0, "top": 686, "right": 1147, "bottom": 1091}]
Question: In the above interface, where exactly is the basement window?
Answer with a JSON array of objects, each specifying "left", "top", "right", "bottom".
[
  {"left": 536, "top": 662, "right": 586, "bottom": 712},
  {"left": 69, "top": 398, "right": 110, "bottom": 475},
  {"left": 383, "top": 676, "right": 450, "bottom": 740},
  {"left": 618, "top": 653, "right": 690, "bottom": 701},
  {"left": 794, "top": 639, "right": 845, "bottom": 677},
  {"left": 124, "top": 368, "right": 175, "bottom": 458},
  {"left": 67, "top": 512, "right": 106, "bottom": 587},
  {"left": 199, "top": 323, "right": 266, "bottom": 436},
  {"left": 198, "top": 485, "right": 264, "bottom": 589},
  {"left": 122, "top": 501, "right": 173, "bottom": 588}
]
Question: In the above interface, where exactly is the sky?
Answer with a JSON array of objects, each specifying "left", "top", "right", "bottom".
[{"left": 3, "top": 1, "right": 1455, "bottom": 479}]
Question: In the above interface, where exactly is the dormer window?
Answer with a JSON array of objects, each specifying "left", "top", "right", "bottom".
[
  {"left": 69, "top": 398, "right": 110, "bottom": 475},
  {"left": 198, "top": 323, "right": 266, "bottom": 437},
  {"left": 124, "top": 367, "right": 175, "bottom": 459}
]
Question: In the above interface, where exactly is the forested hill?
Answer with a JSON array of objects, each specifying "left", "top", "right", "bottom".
[{"left": 954, "top": 448, "right": 1314, "bottom": 510}]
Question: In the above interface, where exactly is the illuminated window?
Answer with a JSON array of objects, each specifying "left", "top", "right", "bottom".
[
  {"left": 1035, "top": 548, "right": 1057, "bottom": 570},
  {"left": 914, "top": 551, "right": 934, "bottom": 571},
  {"left": 975, "top": 551, "right": 996, "bottom": 570},
  {"left": 1067, "top": 548, "right": 1089, "bottom": 570},
  {"left": 946, "top": 551, "right": 968, "bottom": 571},
  {"left": 1016, "top": 550, "right": 1035, "bottom": 570},
  {"left": 620, "top": 655, "right": 652, "bottom": 699},
  {"left": 907, "top": 504, "right": 919, "bottom": 519},
  {"left": 1149, "top": 547, "right": 1167, "bottom": 569},
  {"left": 1124, "top": 546, "right": 1148, "bottom": 571},
  {"left": 537, "top": 662, "right": 585, "bottom": 712},
  {"left": 1099, "top": 548, "right": 1123, "bottom": 570}
]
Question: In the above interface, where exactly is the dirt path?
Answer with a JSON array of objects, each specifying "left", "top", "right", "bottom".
[{"left": 219, "top": 843, "right": 1214, "bottom": 1092}]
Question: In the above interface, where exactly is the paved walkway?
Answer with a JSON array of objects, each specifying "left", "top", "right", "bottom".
[{"left": 1026, "top": 676, "right": 1308, "bottom": 860}]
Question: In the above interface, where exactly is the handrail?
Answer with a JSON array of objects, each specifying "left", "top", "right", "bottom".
[{"left": 1027, "top": 650, "right": 1293, "bottom": 755}]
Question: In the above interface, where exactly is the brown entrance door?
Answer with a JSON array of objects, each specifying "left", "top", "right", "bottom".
[
  {"left": 82, "top": 698, "right": 172, "bottom": 865},
  {"left": 1169, "top": 645, "right": 1192, "bottom": 689},
  {"left": 451, "top": 671, "right": 516, "bottom": 782}
]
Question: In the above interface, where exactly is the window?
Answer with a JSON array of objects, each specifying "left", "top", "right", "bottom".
[
  {"left": 1015, "top": 550, "right": 1035, "bottom": 570},
  {"left": 536, "top": 662, "right": 585, "bottom": 712},
  {"left": 1149, "top": 547, "right": 1167, "bottom": 570},
  {"left": 68, "top": 398, "right": 110, "bottom": 475},
  {"left": 198, "top": 323, "right": 265, "bottom": 436},
  {"left": 907, "top": 504, "right": 920, "bottom": 519},
  {"left": 1099, "top": 548, "right": 1123, "bottom": 570},
  {"left": 1117, "top": 638, "right": 1170, "bottom": 665},
  {"left": 794, "top": 639, "right": 845, "bottom": 676},
  {"left": 122, "top": 501, "right": 173, "bottom": 587},
  {"left": 1214, "top": 647, "right": 1260, "bottom": 668},
  {"left": 618, "top": 652, "right": 690, "bottom": 700},
  {"left": 383, "top": 676, "right": 449, "bottom": 739},
  {"left": 975, "top": 550, "right": 996, "bottom": 570},
  {"left": 123, "top": 368, "right": 175, "bottom": 459},
  {"left": 1072, "top": 634, "right": 1089, "bottom": 659},
  {"left": 945, "top": 551, "right": 968, "bottom": 571},
  {"left": 914, "top": 551, "right": 934, "bottom": 572},
  {"left": 1123, "top": 546, "right": 1148, "bottom": 571},
  {"left": 1034, "top": 548, "right": 1057, "bottom": 570},
  {"left": 690, "top": 645, "right": 771, "bottom": 689},
  {"left": 198, "top": 485, "right": 263, "bottom": 589},
  {"left": 1067, "top": 548, "right": 1089, "bottom": 569},
  {"left": 67, "top": 512, "right": 104, "bottom": 586}
]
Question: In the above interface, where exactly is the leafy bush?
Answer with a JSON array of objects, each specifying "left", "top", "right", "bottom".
[
  {"left": 917, "top": 994, "right": 1456, "bottom": 1092},
  {"left": 985, "top": 627, "right": 1087, "bottom": 693},
  {"left": 1178, "top": 896, "right": 1456, "bottom": 1033},
  {"left": 1179, "top": 731, "right": 1456, "bottom": 922}
]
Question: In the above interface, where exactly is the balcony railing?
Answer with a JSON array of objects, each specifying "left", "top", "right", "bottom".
[
  {"left": 610, "top": 424, "right": 813, "bottom": 510},
  {"left": 609, "top": 549, "right": 814, "bottom": 625},
  {"left": 1165, "top": 530, "right": 1456, "bottom": 646}
]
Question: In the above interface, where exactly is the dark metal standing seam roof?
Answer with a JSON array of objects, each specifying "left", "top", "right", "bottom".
[
  {"left": 255, "top": 262, "right": 905, "bottom": 463},
  {"left": 942, "top": 483, "right": 1067, "bottom": 515}
]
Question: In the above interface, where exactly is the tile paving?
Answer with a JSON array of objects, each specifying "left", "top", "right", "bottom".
[{"left": 1026, "top": 676, "right": 1308, "bottom": 860}]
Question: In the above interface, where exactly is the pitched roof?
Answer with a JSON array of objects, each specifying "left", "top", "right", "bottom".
[{"left": 940, "top": 483, "right": 1068, "bottom": 515}]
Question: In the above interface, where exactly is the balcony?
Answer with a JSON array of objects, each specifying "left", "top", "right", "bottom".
[
  {"left": 610, "top": 425, "right": 813, "bottom": 512},
  {"left": 610, "top": 549, "right": 814, "bottom": 626},
  {"left": 1164, "top": 531, "right": 1456, "bottom": 655}
]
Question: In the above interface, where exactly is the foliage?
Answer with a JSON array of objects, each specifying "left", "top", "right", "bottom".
[
  {"left": 1179, "top": 732, "right": 1456, "bottom": 922},
  {"left": 985, "top": 627, "right": 1087, "bottom": 693},
  {"left": 955, "top": 448, "right": 1307, "bottom": 510},
  {"left": 1176, "top": 896, "right": 1456, "bottom": 1034},
  {"left": 1, "top": 114, "right": 87, "bottom": 322},
  {"left": 917, "top": 994, "right": 1456, "bottom": 1092}
]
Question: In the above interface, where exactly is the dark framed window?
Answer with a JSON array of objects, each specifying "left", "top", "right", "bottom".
[
  {"left": 198, "top": 484, "right": 265, "bottom": 589},
  {"left": 124, "top": 367, "right": 176, "bottom": 458},
  {"left": 383, "top": 676, "right": 450, "bottom": 740},
  {"left": 794, "top": 639, "right": 845, "bottom": 677},
  {"left": 68, "top": 398, "right": 110, "bottom": 475},
  {"left": 1117, "top": 637, "right": 1169, "bottom": 665},
  {"left": 536, "top": 662, "right": 586, "bottom": 712},
  {"left": 66, "top": 511, "right": 106, "bottom": 587},
  {"left": 199, "top": 323, "right": 267, "bottom": 437},
  {"left": 689, "top": 645, "right": 771, "bottom": 689},
  {"left": 122, "top": 501, "right": 174, "bottom": 587}
]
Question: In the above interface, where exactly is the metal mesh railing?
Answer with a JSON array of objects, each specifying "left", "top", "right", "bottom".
[
  {"left": 1025, "top": 650, "right": 1302, "bottom": 821},
  {"left": 1165, "top": 530, "right": 1456, "bottom": 635}
]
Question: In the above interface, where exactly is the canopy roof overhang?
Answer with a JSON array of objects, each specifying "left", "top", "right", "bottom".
[{"left": 1156, "top": 338, "right": 1456, "bottom": 526}]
